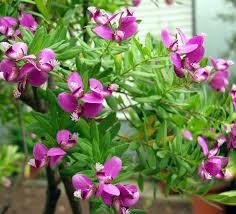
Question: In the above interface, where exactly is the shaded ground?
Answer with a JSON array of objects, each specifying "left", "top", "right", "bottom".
[{"left": 0, "top": 180, "right": 192, "bottom": 214}]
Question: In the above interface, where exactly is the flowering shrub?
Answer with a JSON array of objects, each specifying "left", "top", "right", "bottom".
[{"left": 0, "top": 0, "right": 236, "bottom": 213}]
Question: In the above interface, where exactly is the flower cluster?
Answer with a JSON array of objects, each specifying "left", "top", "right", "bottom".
[
  {"left": 88, "top": 7, "right": 138, "bottom": 42},
  {"left": 162, "top": 27, "right": 207, "bottom": 79},
  {"left": 209, "top": 57, "right": 234, "bottom": 92},
  {"left": 0, "top": 12, "right": 38, "bottom": 39},
  {"left": 72, "top": 157, "right": 140, "bottom": 214},
  {"left": 223, "top": 123, "right": 236, "bottom": 149},
  {"left": 29, "top": 130, "right": 77, "bottom": 168},
  {"left": 0, "top": 43, "right": 58, "bottom": 97},
  {"left": 58, "top": 72, "right": 118, "bottom": 120},
  {"left": 183, "top": 129, "right": 230, "bottom": 180},
  {"left": 162, "top": 27, "right": 234, "bottom": 91},
  {"left": 197, "top": 136, "right": 229, "bottom": 180}
]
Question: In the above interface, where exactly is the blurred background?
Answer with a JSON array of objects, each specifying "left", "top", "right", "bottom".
[{"left": 0, "top": 0, "right": 236, "bottom": 213}]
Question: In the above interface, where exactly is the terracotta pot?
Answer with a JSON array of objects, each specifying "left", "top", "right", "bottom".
[{"left": 192, "top": 186, "right": 226, "bottom": 214}]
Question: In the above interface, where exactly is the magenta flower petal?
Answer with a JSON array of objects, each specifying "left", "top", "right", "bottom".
[
  {"left": 103, "top": 184, "right": 120, "bottom": 196},
  {"left": 89, "top": 78, "right": 111, "bottom": 98},
  {"left": 176, "top": 44, "right": 198, "bottom": 54},
  {"left": 80, "top": 93, "right": 103, "bottom": 104},
  {"left": 215, "top": 156, "right": 229, "bottom": 168},
  {"left": 28, "top": 69, "right": 48, "bottom": 87},
  {"left": 1, "top": 16, "right": 18, "bottom": 26},
  {"left": 38, "top": 48, "right": 55, "bottom": 63},
  {"left": 19, "top": 13, "right": 37, "bottom": 32},
  {"left": 90, "top": 78, "right": 103, "bottom": 90},
  {"left": 82, "top": 103, "right": 103, "bottom": 118},
  {"left": 186, "top": 46, "right": 205, "bottom": 63},
  {"left": 0, "top": 58, "right": 18, "bottom": 82},
  {"left": 72, "top": 174, "right": 93, "bottom": 190},
  {"left": 47, "top": 148, "right": 66, "bottom": 156},
  {"left": 103, "top": 156, "right": 122, "bottom": 179},
  {"left": 101, "top": 191, "right": 113, "bottom": 206},
  {"left": 57, "top": 130, "right": 71, "bottom": 145},
  {"left": 50, "top": 155, "right": 64, "bottom": 167},
  {"left": 187, "top": 35, "right": 204, "bottom": 47},
  {"left": 18, "top": 63, "right": 34, "bottom": 81},
  {"left": 68, "top": 72, "right": 84, "bottom": 94},
  {"left": 37, "top": 48, "right": 55, "bottom": 72},
  {"left": 93, "top": 25, "right": 114, "bottom": 41},
  {"left": 197, "top": 136, "right": 209, "bottom": 157},
  {"left": 205, "top": 158, "right": 222, "bottom": 177},
  {"left": 117, "top": 184, "right": 140, "bottom": 207},
  {"left": 176, "top": 27, "right": 188, "bottom": 45},
  {"left": 182, "top": 130, "right": 193, "bottom": 140},
  {"left": 210, "top": 71, "right": 229, "bottom": 92},
  {"left": 209, "top": 56, "right": 233, "bottom": 71},
  {"left": 170, "top": 53, "right": 182, "bottom": 69},
  {"left": 56, "top": 130, "right": 77, "bottom": 151},
  {"left": 174, "top": 66, "right": 185, "bottom": 78},
  {"left": 72, "top": 174, "right": 95, "bottom": 200},
  {"left": 208, "top": 143, "right": 219, "bottom": 157},
  {"left": 161, "top": 27, "right": 178, "bottom": 51},
  {"left": 58, "top": 92, "right": 78, "bottom": 113},
  {"left": 193, "top": 67, "right": 210, "bottom": 83},
  {"left": 33, "top": 143, "right": 48, "bottom": 160},
  {"left": 118, "top": 20, "right": 138, "bottom": 40},
  {"left": 47, "top": 148, "right": 66, "bottom": 167},
  {"left": 6, "top": 42, "right": 28, "bottom": 60}
]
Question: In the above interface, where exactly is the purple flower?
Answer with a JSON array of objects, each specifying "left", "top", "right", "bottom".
[
  {"left": 47, "top": 148, "right": 66, "bottom": 167},
  {"left": 92, "top": 8, "right": 138, "bottom": 42},
  {"left": 162, "top": 27, "right": 205, "bottom": 78},
  {"left": 95, "top": 157, "right": 122, "bottom": 200},
  {"left": 72, "top": 174, "right": 96, "bottom": 200},
  {"left": 37, "top": 48, "right": 58, "bottom": 72},
  {"left": 228, "top": 124, "right": 236, "bottom": 149},
  {"left": 0, "top": 58, "right": 18, "bottom": 82},
  {"left": 88, "top": 7, "right": 109, "bottom": 25},
  {"left": 18, "top": 63, "right": 49, "bottom": 88},
  {"left": 114, "top": 184, "right": 140, "bottom": 214},
  {"left": 209, "top": 70, "right": 229, "bottom": 92},
  {"left": 209, "top": 57, "right": 234, "bottom": 71},
  {"left": 230, "top": 85, "right": 236, "bottom": 111},
  {"left": 19, "top": 13, "right": 38, "bottom": 33},
  {"left": 56, "top": 130, "right": 78, "bottom": 151},
  {"left": 133, "top": 0, "right": 141, "bottom": 6},
  {"left": 192, "top": 66, "right": 211, "bottom": 83},
  {"left": 182, "top": 130, "right": 193, "bottom": 140},
  {"left": 5, "top": 42, "right": 36, "bottom": 62},
  {"left": 58, "top": 72, "right": 116, "bottom": 120},
  {"left": 0, "top": 16, "right": 18, "bottom": 37},
  {"left": 29, "top": 143, "right": 66, "bottom": 168},
  {"left": 197, "top": 136, "right": 229, "bottom": 179},
  {"left": 28, "top": 143, "right": 49, "bottom": 169},
  {"left": 230, "top": 84, "right": 236, "bottom": 98}
]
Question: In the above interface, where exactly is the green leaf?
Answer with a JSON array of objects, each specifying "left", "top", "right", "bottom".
[
  {"left": 28, "top": 25, "right": 47, "bottom": 55},
  {"left": 98, "top": 112, "right": 117, "bottom": 133},
  {"left": 135, "top": 95, "right": 161, "bottom": 103},
  {"left": 206, "top": 191, "right": 236, "bottom": 205},
  {"left": 19, "top": 26, "right": 33, "bottom": 45},
  {"left": 106, "top": 96, "right": 118, "bottom": 111},
  {"left": 138, "top": 174, "right": 144, "bottom": 192},
  {"left": 90, "top": 120, "right": 99, "bottom": 142},
  {"left": 76, "top": 118, "right": 90, "bottom": 139},
  {"left": 107, "top": 143, "right": 129, "bottom": 157},
  {"left": 35, "top": 0, "right": 50, "bottom": 20},
  {"left": 56, "top": 47, "right": 81, "bottom": 60},
  {"left": 130, "top": 209, "right": 147, "bottom": 214}
]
